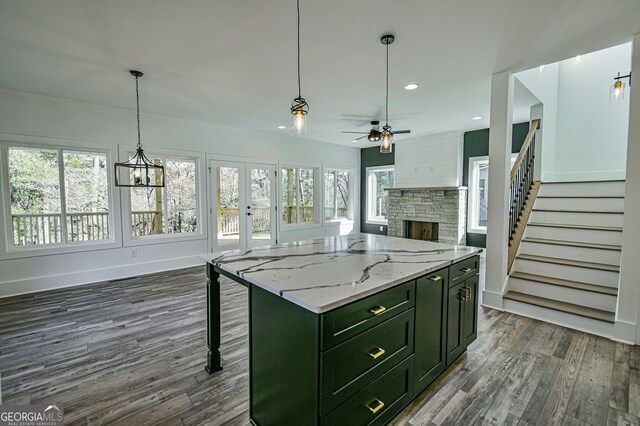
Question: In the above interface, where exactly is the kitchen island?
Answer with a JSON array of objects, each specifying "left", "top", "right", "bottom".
[{"left": 203, "top": 233, "right": 482, "bottom": 426}]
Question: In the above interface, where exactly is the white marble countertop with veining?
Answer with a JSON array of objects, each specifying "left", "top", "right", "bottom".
[{"left": 201, "top": 233, "right": 482, "bottom": 314}]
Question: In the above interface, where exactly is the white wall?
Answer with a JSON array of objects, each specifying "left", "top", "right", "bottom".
[
  {"left": 515, "top": 62, "right": 559, "bottom": 181},
  {"left": 394, "top": 131, "right": 463, "bottom": 188},
  {"left": 554, "top": 43, "right": 631, "bottom": 181},
  {"left": 0, "top": 88, "right": 360, "bottom": 297}
]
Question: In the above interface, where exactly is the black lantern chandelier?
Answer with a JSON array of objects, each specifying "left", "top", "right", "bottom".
[
  {"left": 290, "top": 0, "right": 308, "bottom": 135},
  {"left": 114, "top": 70, "right": 165, "bottom": 188}
]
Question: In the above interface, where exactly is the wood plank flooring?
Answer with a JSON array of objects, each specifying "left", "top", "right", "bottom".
[{"left": 0, "top": 266, "right": 639, "bottom": 425}]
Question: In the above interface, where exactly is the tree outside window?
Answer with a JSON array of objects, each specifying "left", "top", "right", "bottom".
[
  {"left": 281, "top": 167, "right": 316, "bottom": 225},
  {"left": 130, "top": 157, "right": 198, "bottom": 238},
  {"left": 324, "top": 169, "right": 351, "bottom": 221},
  {"left": 7, "top": 146, "right": 110, "bottom": 246}
]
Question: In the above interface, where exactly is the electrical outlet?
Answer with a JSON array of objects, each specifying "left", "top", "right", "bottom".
[
  {"left": 130, "top": 249, "right": 138, "bottom": 258},
  {"left": 379, "top": 225, "right": 384, "bottom": 232}
]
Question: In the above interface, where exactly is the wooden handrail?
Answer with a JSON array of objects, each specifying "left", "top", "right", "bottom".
[{"left": 510, "top": 119, "right": 540, "bottom": 183}]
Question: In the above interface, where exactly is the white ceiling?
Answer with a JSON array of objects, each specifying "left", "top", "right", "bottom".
[{"left": 1, "top": 0, "right": 639, "bottom": 147}]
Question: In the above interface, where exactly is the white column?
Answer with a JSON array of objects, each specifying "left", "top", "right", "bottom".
[
  {"left": 615, "top": 34, "right": 640, "bottom": 344},
  {"left": 483, "top": 71, "right": 514, "bottom": 310}
]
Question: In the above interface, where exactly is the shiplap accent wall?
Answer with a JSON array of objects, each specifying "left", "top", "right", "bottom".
[{"left": 394, "top": 131, "right": 463, "bottom": 188}]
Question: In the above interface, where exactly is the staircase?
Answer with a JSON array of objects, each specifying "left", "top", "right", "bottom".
[{"left": 504, "top": 180, "right": 624, "bottom": 337}]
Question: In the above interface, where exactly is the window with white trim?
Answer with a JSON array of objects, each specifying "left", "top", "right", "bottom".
[
  {"left": 129, "top": 155, "right": 199, "bottom": 238},
  {"left": 467, "top": 154, "right": 518, "bottom": 234},
  {"left": 281, "top": 166, "right": 318, "bottom": 225},
  {"left": 324, "top": 169, "right": 352, "bottom": 221},
  {"left": 366, "top": 166, "right": 394, "bottom": 224},
  {"left": 5, "top": 145, "right": 111, "bottom": 247}
]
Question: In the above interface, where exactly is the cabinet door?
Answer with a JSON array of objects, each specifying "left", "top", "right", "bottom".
[
  {"left": 462, "top": 275, "right": 479, "bottom": 347},
  {"left": 446, "top": 281, "right": 465, "bottom": 366},
  {"left": 414, "top": 269, "right": 448, "bottom": 394}
]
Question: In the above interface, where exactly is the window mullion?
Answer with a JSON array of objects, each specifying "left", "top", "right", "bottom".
[
  {"left": 295, "top": 168, "right": 301, "bottom": 224},
  {"left": 58, "top": 148, "right": 68, "bottom": 244},
  {"left": 333, "top": 171, "right": 337, "bottom": 220},
  {"left": 162, "top": 157, "right": 169, "bottom": 234}
]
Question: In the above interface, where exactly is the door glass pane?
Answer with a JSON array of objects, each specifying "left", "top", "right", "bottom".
[
  {"left": 281, "top": 167, "right": 297, "bottom": 224},
  {"left": 7, "top": 147, "right": 62, "bottom": 246},
  {"left": 477, "top": 161, "right": 489, "bottom": 227},
  {"left": 217, "top": 166, "right": 240, "bottom": 246},
  {"left": 63, "top": 151, "right": 109, "bottom": 242},
  {"left": 250, "top": 168, "right": 271, "bottom": 242},
  {"left": 299, "top": 168, "right": 314, "bottom": 223}
]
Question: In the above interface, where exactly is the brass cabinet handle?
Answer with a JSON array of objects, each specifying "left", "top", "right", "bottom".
[
  {"left": 368, "top": 347, "right": 386, "bottom": 359},
  {"left": 367, "top": 398, "right": 385, "bottom": 414},
  {"left": 461, "top": 267, "right": 472, "bottom": 273},
  {"left": 428, "top": 275, "right": 442, "bottom": 282},
  {"left": 460, "top": 287, "right": 471, "bottom": 301},
  {"left": 369, "top": 305, "right": 386, "bottom": 315}
]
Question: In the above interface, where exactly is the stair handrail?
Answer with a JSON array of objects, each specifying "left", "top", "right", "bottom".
[
  {"left": 508, "top": 119, "right": 540, "bottom": 247},
  {"left": 510, "top": 119, "right": 540, "bottom": 184}
]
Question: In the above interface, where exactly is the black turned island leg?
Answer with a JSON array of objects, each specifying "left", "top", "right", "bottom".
[{"left": 206, "top": 263, "right": 223, "bottom": 373}]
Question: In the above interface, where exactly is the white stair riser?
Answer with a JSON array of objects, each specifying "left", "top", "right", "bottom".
[
  {"left": 513, "top": 259, "right": 619, "bottom": 287},
  {"left": 502, "top": 299, "right": 614, "bottom": 338},
  {"left": 529, "top": 211, "right": 624, "bottom": 227},
  {"left": 519, "top": 242, "right": 621, "bottom": 266},
  {"left": 534, "top": 197, "right": 624, "bottom": 212},
  {"left": 538, "top": 182, "right": 625, "bottom": 197},
  {"left": 524, "top": 226, "right": 623, "bottom": 246},
  {"left": 508, "top": 277, "right": 617, "bottom": 311}
]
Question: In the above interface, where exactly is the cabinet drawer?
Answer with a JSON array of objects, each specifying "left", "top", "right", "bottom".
[
  {"left": 322, "top": 355, "right": 414, "bottom": 426},
  {"left": 450, "top": 255, "right": 479, "bottom": 285},
  {"left": 320, "top": 281, "right": 415, "bottom": 350},
  {"left": 321, "top": 308, "right": 414, "bottom": 415}
]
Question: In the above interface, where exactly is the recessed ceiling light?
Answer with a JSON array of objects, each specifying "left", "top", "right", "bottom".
[
  {"left": 404, "top": 83, "right": 419, "bottom": 90},
  {"left": 277, "top": 125, "right": 286, "bottom": 129},
  {"left": 472, "top": 116, "right": 482, "bottom": 121}
]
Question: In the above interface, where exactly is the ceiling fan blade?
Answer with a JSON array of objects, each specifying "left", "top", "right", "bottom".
[
  {"left": 394, "top": 130, "right": 411, "bottom": 134},
  {"left": 341, "top": 131, "right": 369, "bottom": 134},
  {"left": 352, "top": 135, "right": 369, "bottom": 141}
]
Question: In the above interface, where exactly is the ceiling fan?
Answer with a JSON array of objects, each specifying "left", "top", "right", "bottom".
[
  {"left": 342, "top": 34, "right": 411, "bottom": 152},
  {"left": 342, "top": 120, "right": 410, "bottom": 142}
]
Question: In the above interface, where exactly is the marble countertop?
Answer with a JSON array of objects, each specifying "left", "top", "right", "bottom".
[{"left": 201, "top": 233, "right": 482, "bottom": 314}]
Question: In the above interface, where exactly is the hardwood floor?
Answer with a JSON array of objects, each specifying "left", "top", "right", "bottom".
[{"left": 0, "top": 266, "right": 638, "bottom": 425}]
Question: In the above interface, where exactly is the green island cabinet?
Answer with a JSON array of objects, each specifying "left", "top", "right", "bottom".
[{"left": 248, "top": 255, "right": 480, "bottom": 426}]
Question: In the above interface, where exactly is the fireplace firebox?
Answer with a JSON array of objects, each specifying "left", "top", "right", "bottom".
[{"left": 405, "top": 220, "right": 439, "bottom": 242}]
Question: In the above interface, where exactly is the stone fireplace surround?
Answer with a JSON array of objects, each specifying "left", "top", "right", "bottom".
[{"left": 386, "top": 187, "right": 467, "bottom": 245}]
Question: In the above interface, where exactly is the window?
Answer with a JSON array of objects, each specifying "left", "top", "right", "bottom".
[
  {"left": 324, "top": 169, "right": 352, "bottom": 221},
  {"left": 366, "top": 166, "right": 395, "bottom": 224},
  {"left": 467, "top": 154, "right": 518, "bottom": 234},
  {"left": 5, "top": 145, "right": 111, "bottom": 247},
  {"left": 130, "top": 155, "right": 198, "bottom": 238},
  {"left": 281, "top": 166, "right": 317, "bottom": 225}
]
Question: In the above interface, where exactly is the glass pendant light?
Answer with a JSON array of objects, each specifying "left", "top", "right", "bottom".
[
  {"left": 380, "top": 125, "right": 393, "bottom": 153},
  {"left": 114, "top": 70, "right": 165, "bottom": 187},
  {"left": 290, "top": 0, "right": 308, "bottom": 135}
]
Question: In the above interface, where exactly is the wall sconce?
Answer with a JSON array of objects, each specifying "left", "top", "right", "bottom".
[{"left": 610, "top": 72, "right": 631, "bottom": 102}]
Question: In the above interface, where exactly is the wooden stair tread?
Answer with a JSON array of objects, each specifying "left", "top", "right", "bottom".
[
  {"left": 528, "top": 222, "right": 623, "bottom": 232},
  {"left": 533, "top": 209, "right": 624, "bottom": 214},
  {"left": 516, "top": 254, "right": 620, "bottom": 272},
  {"left": 509, "top": 271, "right": 618, "bottom": 296},
  {"left": 503, "top": 291, "right": 615, "bottom": 323},
  {"left": 522, "top": 237, "right": 622, "bottom": 251}
]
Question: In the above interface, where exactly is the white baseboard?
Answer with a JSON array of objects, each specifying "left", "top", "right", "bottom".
[
  {"left": 481, "top": 290, "right": 504, "bottom": 311},
  {"left": 0, "top": 255, "right": 204, "bottom": 299},
  {"left": 613, "top": 320, "right": 637, "bottom": 345}
]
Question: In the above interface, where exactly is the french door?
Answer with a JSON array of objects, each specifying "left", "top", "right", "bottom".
[{"left": 211, "top": 160, "right": 277, "bottom": 251}]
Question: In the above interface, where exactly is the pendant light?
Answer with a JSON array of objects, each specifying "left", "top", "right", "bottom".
[
  {"left": 290, "top": 0, "right": 308, "bottom": 135},
  {"left": 114, "top": 70, "right": 165, "bottom": 188},
  {"left": 380, "top": 34, "right": 395, "bottom": 153}
]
